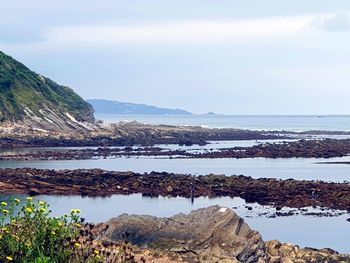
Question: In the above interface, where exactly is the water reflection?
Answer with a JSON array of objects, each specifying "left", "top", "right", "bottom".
[
  {"left": 1, "top": 156, "right": 350, "bottom": 182},
  {"left": 1, "top": 193, "right": 349, "bottom": 253}
]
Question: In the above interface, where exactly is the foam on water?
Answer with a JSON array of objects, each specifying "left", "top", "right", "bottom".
[{"left": 95, "top": 114, "right": 350, "bottom": 132}]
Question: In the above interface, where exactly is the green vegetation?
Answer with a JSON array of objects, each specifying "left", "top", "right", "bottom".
[
  {"left": 0, "top": 198, "right": 100, "bottom": 262},
  {"left": 0, "top": 51, "right": 94, "bottom": 123}
]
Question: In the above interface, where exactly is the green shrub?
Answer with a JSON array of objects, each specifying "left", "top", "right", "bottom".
[{"left": 0, "top": 198, "right": 100, "bottom": 262}]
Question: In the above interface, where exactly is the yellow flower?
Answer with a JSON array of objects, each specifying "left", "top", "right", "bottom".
[
  {"left": 11, "top": 219, "right": 16, "bottom": 223},
  {"left": 25, "top": 207, "right": 33, "bottom": 213},
  {"left": 2, "top": 209, "right": 9, "bottom": 214},
  {"left": 0, "top": 235, "right": 2, "bottom": 239},
  {"left": 1, "top": 227, "right": 7, "bottom": 231},
  {"left": 74, "top": 223, "right": 81, "bottom": 228},
  {"left": 26, "top": 197, "right": 33, "bottom": 201},
  {"left": 51, "top": 231, "right": 56, "bottom": 235},
  {"left": 5, "top": 256, "right": 13, "bottom": 261},
  {"left": 58, "top": 222, "right": 63, "bottom": 227},
  {"left": 74, "top": 242, "right": 81, "bottom": 248},
  {"left": 14, "top": 199, "right": 20, "bottom": 203},
  {"left": 39, "top": 201, "right": 45, "bottom": 205},
  {"left": 40, "top": 208, "right": 46, "bottom": 213},
  {"left": 95, "top": 255, "right": 101, "bottom": 260},
  {"left": 94, "top": 249, "right": 100, "bottom": 255},
  {"left": 1, "top": 202, "right": 7, "bottom": 206},
  {"left": 71, "top": 209, "right": 81, "bottom": 213}
]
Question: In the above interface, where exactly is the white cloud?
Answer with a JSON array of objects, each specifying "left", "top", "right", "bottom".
[
  {"left": 44, "top": 17, "right": 310, "bottom": 46},
  {"left": 0, "top": 16, "right": 313, "bottom": 53},
  {"left": 2, "top": 13, "right": 349, "bottom": 54},
  {"left": 310, "top": 12, "right": 350, "bottom": 31}
]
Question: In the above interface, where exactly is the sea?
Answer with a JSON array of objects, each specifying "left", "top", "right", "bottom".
[
  {"left": 1, "top": 114, "right": 350, "bottom": 253},
  {"left": 95, "top": 114, "right": 350, "bottom": 132}
]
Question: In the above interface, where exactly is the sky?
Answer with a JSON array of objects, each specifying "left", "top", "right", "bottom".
[{"left": 1, "top": 0, "right": 350, "bottom": 114}]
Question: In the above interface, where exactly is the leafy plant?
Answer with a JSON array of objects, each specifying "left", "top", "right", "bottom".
[{"left": 0, "top": 198, "right": 99, "bottom": 262}]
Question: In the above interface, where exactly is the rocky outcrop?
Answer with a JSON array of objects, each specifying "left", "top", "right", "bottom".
[
  {"left": 102, "top": 206, "right": 266, "bottom": 263},
  {"left": 93, "top": 206, "right": 350, "bottom": 262},
  {"left": 3, "top": 139, "right": 350, "bottom": 160},
  {"left": 266, "top": 240, "right": 350, "bottom": 263},
  {"left": 0, "top": 121, "right": 287, "bottom": 147},
  {"left": 2, "top": 168, "right": 350, "bottom": 211},
  {"left": 195, "top": 139, "right": 350, "bottom": 159}
]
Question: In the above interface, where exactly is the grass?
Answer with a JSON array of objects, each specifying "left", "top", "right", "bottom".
[{"left": 0, "top": 51, "right": 94, "bottom": 123}]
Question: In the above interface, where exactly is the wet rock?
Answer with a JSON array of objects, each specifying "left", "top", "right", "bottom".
[
  {"left": 101, "top": 206, "right": 266, "bottom": 262},
  {"left": 28, "top": 188, "right": 41, "bottom": 196},
  {"left": 265, "top": 240, "right": 350, "bottom": 263},
  {"left": 3, "top": 168, "right": 350, "bottom": 211},
  {"left": 166, "top": 185, "right": 173, "bottom": 193}
]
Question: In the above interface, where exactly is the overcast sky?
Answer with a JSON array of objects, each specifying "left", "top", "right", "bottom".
[{"left": 1, "top": 0, "right": 350, "bottom": 114}]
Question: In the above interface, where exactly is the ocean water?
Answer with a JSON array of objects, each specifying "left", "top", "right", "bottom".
[{"left": 95, "top": 114, "right": 350, "bottom": 132}]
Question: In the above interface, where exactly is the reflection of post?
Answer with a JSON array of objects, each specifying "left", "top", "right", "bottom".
[{"left": 190, "top": 182, "right": 194, "bottom": 204}]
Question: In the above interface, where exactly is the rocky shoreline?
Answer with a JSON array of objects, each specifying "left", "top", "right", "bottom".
[
  {"left": 2, "top": 138, "right": 350, "bottom": 161},
  {"left": 1, "top": 168, "right": 350, "bottom": 211},
  {"left": 0, "top": 122, "right": 287, "bottom": 148},
  {"left": 79, "top": 206, "right": 350, "bottom": 262},
  {"left": 195, "top": 138, "right": 350, "bottom": 159}
]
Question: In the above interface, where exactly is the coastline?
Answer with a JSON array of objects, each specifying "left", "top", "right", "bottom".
[
  {"left": 2, "top": 138, "right": 350, "bottom": 160},
  {"left": 1, "top": 168, "right": 350, "bottom": 211}
]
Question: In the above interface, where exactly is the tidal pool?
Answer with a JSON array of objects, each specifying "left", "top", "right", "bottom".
[{"left": 1, "top": 194, "right": 349, "bottom": 253}]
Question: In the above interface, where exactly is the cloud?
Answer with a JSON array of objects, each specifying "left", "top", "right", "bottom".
[
  {"left": 310, "top": 12, "right": 350, "bottom": 31},
  {"left": 0, "top": 16, "right": 312, "bottom": 53},
  {"left": 3, "top": 13, "right": 350, "bottom": 56},
  {"left": 45, "top": 17, "right": 310, "bottom": 45}
]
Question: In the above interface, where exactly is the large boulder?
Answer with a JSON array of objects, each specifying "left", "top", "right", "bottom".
[{"left": 101, "top": 205, "right": 266, "bottom": 262}]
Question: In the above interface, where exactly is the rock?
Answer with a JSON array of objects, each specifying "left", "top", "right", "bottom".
[
  {"left": 166, "top": 185, "right": 173, "bottom": 193},
  {"left": 265, "top": 240, "right": 350, "bottom": 263},
  {"left": 101, "top": 205, "right": 267, "bottom": 262},
  {"left": 74, "top": 206, "right": 350, "bottom": 262},
  {"left": 28, "top": 188, "right": 41, "bottom": 196}
]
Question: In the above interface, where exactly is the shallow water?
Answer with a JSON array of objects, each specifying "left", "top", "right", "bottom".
[
  {"left": 1, "top": 137, "right": 350, "bottom": 253},
  {"left": 1, "top": 194, "right": 349, "bottom": 253},
  {"left": 155, "top": 139, "right": 297, "bottom": 153},
  {"left": 1, "top": 155, "right": 350, "bottom": 182},
  {"left": 0, "top": 140, "right": 291, "bottom": 156}
]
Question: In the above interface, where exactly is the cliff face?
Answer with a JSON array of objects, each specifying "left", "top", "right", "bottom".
[{"left": 0, "top": 51, "right": 95, "bottom": 132}]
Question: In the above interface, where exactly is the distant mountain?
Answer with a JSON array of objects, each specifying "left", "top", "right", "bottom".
[
  {"left": 87, "top": 99, "right": 192, "bottom": 115},
  {"left": 0, "top": 51, "right": 95, "bottom": 131}
]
